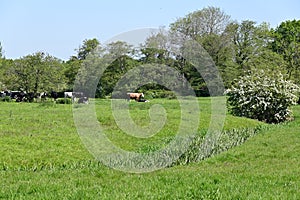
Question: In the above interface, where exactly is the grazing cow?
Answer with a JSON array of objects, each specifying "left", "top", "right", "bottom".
[
  {"left": 15, "top": 91, "right": 26, "bottom": 102},
  {"left": 64, "top": 92, "right": 73, "bottom": 98},
  {"left": 26, "top": 92, "right": 35, "bottom": 102},
  {"left": 10, "top": 91, "right": 21, "bottom": 99},
  {"left": 40, "top": 92, "right": 48, "bottom": 101},
  {"left": 64, "top": 92, "right": 84, "bottom": 103},
  {"left": 50, "top": 91, "right": 58, "bottom": 101},
  {"left": 4, "top": 91, "right": 10, "bottom": 97},
  {"left": 78, "top": 96, "right": 89, "bottom": 104},
  {"left": 127, "top": 92, "right": 144, "bottom": 102},
  {"left": 64, "top": 92, "right": 75, "bottom": 103}
]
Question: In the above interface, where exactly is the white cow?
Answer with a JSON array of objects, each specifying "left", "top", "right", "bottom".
[
  {"left": 64, "top": 92, "right": 75, "bottom": 103},
  {"left": 64, "top": 92, "right": 84, "bottom": 103}
]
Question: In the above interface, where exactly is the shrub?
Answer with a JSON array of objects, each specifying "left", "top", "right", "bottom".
[
  {"left": 56, "top": 98, "right": 72, "bottom": 104},
  {"left": 144, "top": 90, "right": 176, "bottom": 99},
  {"left": 225, "top": 69, "right": 300, "bottom": 123}
]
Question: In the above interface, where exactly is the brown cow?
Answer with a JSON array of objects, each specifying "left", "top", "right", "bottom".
[{"left": 127, "top": 92, "right": 144, "bottom": 101}]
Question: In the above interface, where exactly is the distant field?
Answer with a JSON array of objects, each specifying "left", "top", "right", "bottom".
[{"left": 0, "top": 98, "right": 299, "bottom": 199}]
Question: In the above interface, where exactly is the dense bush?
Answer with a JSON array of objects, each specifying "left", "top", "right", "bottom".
[
  {"left": 144, "top": 90, "right": 177, "bottom": 99},
  {"left": 56, "top": 98, "right": 72, "bottom": 104},
  {"left": 225, "top": 69, "right": 300, "bottom": 123}
]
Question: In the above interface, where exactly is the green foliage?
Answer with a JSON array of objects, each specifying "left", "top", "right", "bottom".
[
  {"left": 226, "top": 69, "right": 300, "bottom": 123},
  {"left": 64, "top": 57, "right": 82, "bottom": 90},
  {"left": 0, "top": 58, "right": 13, "bottom": 90},
  {"left": 0, "top": 42, "right": 3, "bottom": 58},
  {"left": 170, "top": 6, "right": 231, "bottom": 38},
  {"left": 98, "top": 55, "right": 138, "bottom": 97},
  {"left": 144, "top": 89, "right": 177, "bottom": 99},
  {"left": 77, "top": 38, "right": 100, "bottom": 60},
  {"left": 5, "top": 52, "right": 66, "bottom": 94},
  {"left": 228, "top": 21, "right": 272, "bottom": 73},
  {"left": 271, "top": 19, "right": 300, "bottom": 82},
  {"left": 56, "top": 98, "right": 72, "bottom": 104},
  {"left": 1, "top": 9, "right": 300, "bottom": 103},
  {"left": 170, "top": 7, "right": 236, "bottom": 89}
]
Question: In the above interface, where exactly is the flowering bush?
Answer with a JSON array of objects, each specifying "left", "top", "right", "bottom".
[{"left": 225, "top": 69, "right": 300, "bottom": 123}]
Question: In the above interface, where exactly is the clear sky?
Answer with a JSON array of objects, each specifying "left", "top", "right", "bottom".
[{"left": 1, "top": 0, "right": 299, "bottom": 60}]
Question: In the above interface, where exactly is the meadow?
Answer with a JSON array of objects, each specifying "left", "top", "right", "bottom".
[{"left": 0, "top": 98, "right": 299, "bottom": 199}]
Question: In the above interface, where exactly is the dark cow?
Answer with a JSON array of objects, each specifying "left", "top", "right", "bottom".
[
  {"left": 10, "top": 91, "right": 21, "bottom": 99},
  {"left": 15, "top": 91, "right": 26, "bottom": 102},
  {"left": 1, "top": 91, "right": 35, "bottom": 102},
  {"left": 78, "top": 96, "right": 89, "bottom": 104},
  {"left": 50, "top": 91, "right": 58, "bottom": 101},
  {"left": 26, "top": 92, "right": 35, "bottom": 102},
  {"left": 127, "top": 92, "right": 144, "bottom": 102}
]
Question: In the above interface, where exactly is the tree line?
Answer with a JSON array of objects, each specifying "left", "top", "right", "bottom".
[{"left": 0, "top": 7, "right": 299, "bottom": 98}]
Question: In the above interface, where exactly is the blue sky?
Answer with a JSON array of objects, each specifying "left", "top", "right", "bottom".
[{"left": 1, "top": 0, "right": 299, "bottom": 60}]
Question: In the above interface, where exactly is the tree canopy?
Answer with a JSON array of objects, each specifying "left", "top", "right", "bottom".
[
  {"left": 0, "top": 7, "right": 299, "bottom": 99},
  {"left": 271, "top": 20, "right": 300, "bottom": 83}
]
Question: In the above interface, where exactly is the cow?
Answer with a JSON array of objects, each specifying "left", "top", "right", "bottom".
[
  {"left": 64, "top": 92, "right": 75, "bottom": 103},
  {"left": 15, "top": 91, "right": 26, "bottom": 102},
  {"left": 50, "top": 91, "right": 58, "bottom": 101},
  {"left": 64, "top": 92, "right": 84, "bottom": 103},
  {"left": 10, "top": 91, "right": 21, "bottom": 99},
  {"left": 127, "top": 92, "right": 144, "bottom": 102},
  {"left": 40, "top": 92, "right": 48, "bottom": 101},
  {"left": 78, "top": 96, "right": 89, "bottom": 104},
  {"left": 26, "top": 92, "right": 35, "bottom": 102}
]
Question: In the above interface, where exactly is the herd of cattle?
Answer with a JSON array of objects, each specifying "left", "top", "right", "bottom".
[
  {"left": 0, "top": 91, "right": 148, "bottom": 103},
  {"left": 0, "top": 91, "right": 89, "bottom": 104}
]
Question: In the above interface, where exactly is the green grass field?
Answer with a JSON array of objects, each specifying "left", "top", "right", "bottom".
[{"left": 0, "top": 98, "right": 299, "bottom": 199}]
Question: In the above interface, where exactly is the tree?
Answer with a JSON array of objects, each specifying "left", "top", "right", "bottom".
[
  {"left": 65, "top": 38, "right": 102, "bottom": 90},
  {"left": 0, "top": 42, "right": 4, "bottom": 59},
  {"left": 169, "top": 6, "right": 233, "bottom": 67},
  {"left": 170, "top": 6, "right": 231, "bottom": 39},
  {"left": 169, "top": 6, "right": 232, "bottom": 67},
  {"left": 106, "top": 41, "right": 133, "bottom": 72},
  {"left": 169, "top": 7, "right": 235, "bottom": 89},
  {"left": 0, "top": 43, "right": 5, "bottom": 90},
  {"left": 0, "top": 58, "right": 14, "bottom": 91},
  {"left": 7, "top": 52, "right": 66, "bottom": 95},
  {"left": 230, "top": 21, "right": 271, "bottom": 72},
  {"left": 77, "top": 38, "right": 100, "bottom": 60},
  {"left": 97, "top": 41, "right": 138, "bottom": 97},
  {"left": 271, "top": 20, "right": 300, "bottom": 82},
  {"left": 64, "top": 56, "right": 82, "bottom": 90}
]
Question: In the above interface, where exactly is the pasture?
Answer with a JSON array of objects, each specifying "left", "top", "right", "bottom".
[{"left": 0, "top": 98, "right": 299, "bottom": 199}]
